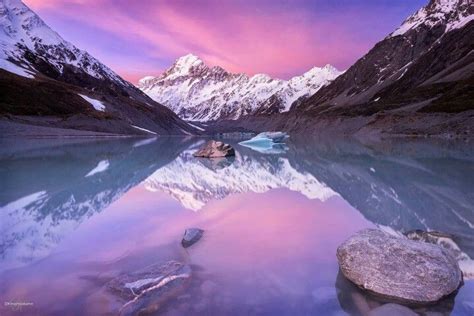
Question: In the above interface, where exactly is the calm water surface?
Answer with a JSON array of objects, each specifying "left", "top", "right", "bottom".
[{"left": 0, "top": 136, "right": 473, "bottom": 315}]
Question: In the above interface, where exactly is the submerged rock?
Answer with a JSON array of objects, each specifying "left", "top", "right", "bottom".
[
  {"left": 337, "top": 229, "right": 462, "bottom": 304},
  {"left": 335, "top": 270, "right": 455, "bottom": 315},
  {"left": 182, "top": 228, "right": 204, "bottom": 248},
  {"left": 368, "top": 303, "right": 418, "bottom": 316},
  {"left": 106, "top": 261, "right": 191, "bottom": 315},
  {"left": 193, "top": 140, "right": 235, "bottom": 158}
]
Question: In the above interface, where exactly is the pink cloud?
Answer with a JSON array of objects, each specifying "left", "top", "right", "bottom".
[{"left": 23, "top": 0, "right": 392, "bottom": 81}]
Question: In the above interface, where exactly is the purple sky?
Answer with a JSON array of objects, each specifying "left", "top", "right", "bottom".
[{"left": 25, "top": 0, "right": 426, "bottom": 83}]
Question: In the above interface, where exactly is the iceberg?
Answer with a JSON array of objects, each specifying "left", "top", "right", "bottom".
[{"left": 239, "top": 132, "right": 289, "bottom": 154}]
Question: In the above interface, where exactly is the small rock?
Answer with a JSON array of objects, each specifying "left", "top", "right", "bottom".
[
  {"left": 181, "top": 228, "right": 204, "bottom": 248},
  {"left": 193, "top": 140, "right": 235, "bottom": 158},
  {"left": 337, "top": 229, "right": 462, "bottom": 305}
]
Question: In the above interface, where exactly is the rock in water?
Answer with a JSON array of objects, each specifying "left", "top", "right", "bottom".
[
  {"left": 182, "top": 228, "right": 204, "bottom": 248},
  {"left": 106, "top": 261, "right": 191, "bottom": 315},
  {"left": 193, "top": 140, "right": 235, "bottom": 158},
  {"left": 337, "top": 229, "right": 462, "bottom": 304},
  {"left": 405, "top": 229, "right": 474, "bottom": 281}
]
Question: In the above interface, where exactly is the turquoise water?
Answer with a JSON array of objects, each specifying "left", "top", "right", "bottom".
[{"left": 0, "top": 137, "right": 473, "bottom": 315}]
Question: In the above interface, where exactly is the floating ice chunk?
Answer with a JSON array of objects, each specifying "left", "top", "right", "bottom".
[
  {"left": 239, "top": 132, "right": 289, "bottom": 154},
  {"left": 242, "top": 142, "right": 289, "bottom": 154},
  {"left": 251, "top": 132, "right": 289, "bottom": 143}
]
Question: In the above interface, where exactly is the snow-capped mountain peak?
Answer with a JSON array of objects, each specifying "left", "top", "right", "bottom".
[
  {"left": 0, "top": 0, "right": 128, "bottom": 85},
  {"left": 390, "top": 0, "right": 473, "bottom": 37},
  {"left": 162, "top": 53, "right": 207, "bottom": 80},
  {"left": 175, "top": 53, "right": 204, "bottom": 68},
  {"left": 139, "top": 54, "right": 343, "bottom": 121},
  {"left": 1, "top": 0, "right": 62, "bottom": 47},
  {"left": 137, "top": 75, "right": 156, "bottom": 86}
]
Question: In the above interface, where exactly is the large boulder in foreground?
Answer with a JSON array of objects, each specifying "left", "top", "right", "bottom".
[
  {"left": 193, "top": 140, "right": 235, "bottom": 158},
  {"left": 337, "top": 229, "right": 462, "bottom": 304}
]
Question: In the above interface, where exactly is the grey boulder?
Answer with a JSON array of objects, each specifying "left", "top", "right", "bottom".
[
  {"left": 337, "top": 229, "right": 462, "bottom": 304},
  {"left": 182, "top": 228, "right": 204, "bottom": 248},
  {"left": 193, "top": 140, "right": 235, "bottom": 158}
]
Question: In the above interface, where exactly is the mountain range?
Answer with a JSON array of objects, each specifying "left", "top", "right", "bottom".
[
  {"left": 210, "top": 0, "right": 474, "bottom": 138},
  {"left": 138, "top": 54, "right": 342, "bottom": 121},
  {"left": 0, "top": 0, "right": 195, "bottom": 135},
  {"left": 301, "top": 0, "right": 473, "bottom": 114},
  {"left": 0, "top": 0, "right": 473, "bottom": 137}
]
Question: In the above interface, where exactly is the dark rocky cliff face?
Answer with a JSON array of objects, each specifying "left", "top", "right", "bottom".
[
  {"left": 205, "top": 1, "right": 473, "bottom": 138},
  {"left": 299, "top": 0, "right": 474, "bottom": 116},
  {"left": 300, "top": 22, "right": 473, "bottom": 116}
]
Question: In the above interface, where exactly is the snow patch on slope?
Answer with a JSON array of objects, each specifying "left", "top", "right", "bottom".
[
  {"left": 390, "top": 0, "right": 473, "bottom": 37},
  {"left": 131, "top": 125, "right": 157, "bottom": 135},
  {"left": 79, "top": 94, "right": 106, "bottom": 112},
  {"left": 0, "top": 58, "right": 33, "bottom": 77}
]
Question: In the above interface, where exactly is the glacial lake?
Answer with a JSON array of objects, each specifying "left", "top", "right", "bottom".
[{"left": 0, "top": 136, "right": 473, "bottom": 315}]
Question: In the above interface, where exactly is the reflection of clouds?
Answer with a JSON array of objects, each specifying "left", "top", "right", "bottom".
[{"left": 144, "top": 151, "right": 337, "bottom": 211}]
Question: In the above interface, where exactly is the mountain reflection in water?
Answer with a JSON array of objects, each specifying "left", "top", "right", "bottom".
[{"left": 0, "top": 136, "right": 473, "bottom": 315}]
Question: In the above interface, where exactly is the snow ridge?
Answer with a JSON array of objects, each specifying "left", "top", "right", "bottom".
[
  {"left": 0, "top": 0, "right": 130, "bottom": 86},
  {"left": 138, "top": 55, "right": 342, "bottom": 122},
  {"left": 390, "top": 0, "right": 473, "bottom": 37}
]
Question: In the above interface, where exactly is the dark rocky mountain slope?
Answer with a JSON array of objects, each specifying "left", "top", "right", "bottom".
[
  {"left": 0, "top": 0, "right": 195, "bottom": 136},
  {"left": 209, "top": 0, "right": 473, "bottom": 138},
  {"left": 301, "top": 0, "right": 473, "bottom": 115}
]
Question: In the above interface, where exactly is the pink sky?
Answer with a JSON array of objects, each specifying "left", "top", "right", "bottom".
[{"left": 24, "top": 0, "right": 425, "bottom": 83}]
